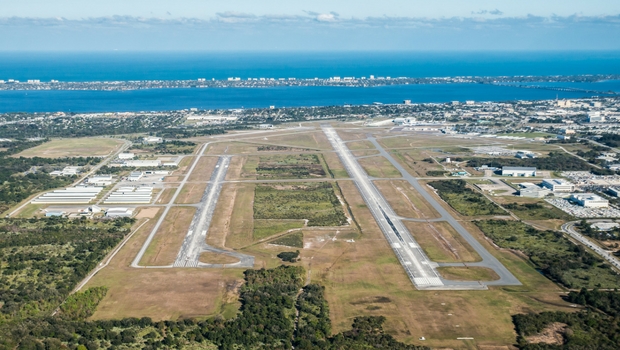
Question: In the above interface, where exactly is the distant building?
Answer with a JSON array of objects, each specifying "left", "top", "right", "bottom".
[
  {"left": 519, "top": 183, "right": 550, "bottom": 198},
  {"left": 570, "top": 193, "right": 609, "bottom": 208},
  {"left": 403, "top": 99, "right": 412, "bottom": 105},
  {"left": 87, "top": 174, "right": 114, "bottom": 186},
  {"left": 501, "top": 166, "right": 537, "bottom": 177},
  {"left": 258, "top": 124, "right": 274, "bottom": 129},
  {"left": 45, "top": 211, "right": 65, "bottom": 217},
  {"left": 588, "top": 112, "right": 605, "bottom": 123},
  {"left": 608, "top": 188, "right": 620, "bottom": 197},
  {"left": 557, "top": 100, "right": 572, "bottom": 108},
  {"left": 143, "top": 136, "right": 163, "bottom": 144},
  {"left": 542, "top": 178, "right": 575, "bottom": 192},
  {"left": 122, "top": 160, "right": 162, "bottom": 167},
  {"left": 118, "top": 152, "right": 135, "bottom": 160},
  {"left": 128, "top": 171, "right": 144, "bottom": 182},
  {"left": 105, "top": 208, "right": 134, "bottom": 218}
]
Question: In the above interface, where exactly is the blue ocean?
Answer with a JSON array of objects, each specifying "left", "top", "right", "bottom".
[{"left": 0, "top": 51, "right": 619, "bottom": 112}]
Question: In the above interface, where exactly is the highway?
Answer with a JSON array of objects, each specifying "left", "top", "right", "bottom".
[
  {"left": 366, "top": 134, "right": 521, "bottom": 287},
  {"left": 174, "top": 156, "right": 254, "bottom": 268},
  {"left": 562, "top": 221, "right": 620, "bottom": 271},
  {"left": 323, "top": 125, "right": 444, "bottom": 289}
]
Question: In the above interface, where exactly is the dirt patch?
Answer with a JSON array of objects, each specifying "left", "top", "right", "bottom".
[
  {"left": 526, "top": 322, "right": 567, "bottom": 345},
  {"left": 135, "top": 207, "right": 160, "bottom": 219}
]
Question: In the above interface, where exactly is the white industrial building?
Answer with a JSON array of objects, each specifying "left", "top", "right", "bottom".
[
  {"left": 570, "top": 193, "right": 609, "bottom": 208},
  {"left": 502, "top": 167, "right": 537, "bottom": 177},
  {"left": 143, "top": 136, "right": 163, "bottom": 144},
  {"left": 122, "top": 159, "right": 162, "bottom": 167},
  {"left": 105, "top": 208, "right": 134, "bottom": 218},
  {"left": 588, "top": 112, "right": 605, "bottom": 123},
  {"left": 50, "top": 166, "right": 81, "bottom": 176},
  {"left": 87, "top": 174, "right": 114, "bottom": 186},
  {"left": 32, "top": 187, "right": 103, "bottom": 204},
  {"left": 518, "top": 183, "right": 551, "bottom": 198},
  {"left": 127, "top": 171, "right": 144, "bottom": 182},
  {"left": 542, "top": 179, "right": 575, "bottom": 192},
  {"left": 104, "top": 186, "right": 153, "bottom": 204},
  {"left": 118, "top": 152, "right": 135, "bottom": 160}
]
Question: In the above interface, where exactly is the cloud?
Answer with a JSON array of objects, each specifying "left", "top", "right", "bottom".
[
  {"left": 472, "top": 9, "right": 504, "bottom": 16},
  {"left": 316, "top": 13, "right": 338, "bottom": 22},
  {"left": 489, "top": 9, "right": 504, "bottom": 16}
]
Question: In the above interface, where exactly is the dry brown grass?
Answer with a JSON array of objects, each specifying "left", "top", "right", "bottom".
[
  {"left": 199, "top": 252, "right": 241, "bottom": 264},
  {"left": 374, "top": 180, "right": 440, "bottom": 219},
  {"left": 208, "top": 183, "right": 255, "bottom": 250},
  {"left": 188, "top": 156, "right": 219, "bottom": 181},
  {"left": 259, "top": 131, "right": 332, "bottom": 150},
  {"left": 438, "top": 267, "right": 500, "bottom": 281},
  {"left": 15, "top": 138, "right": 124, "bottom": 158},
  {"left": 347, "top": 140, "right": 376, "bottom": 150},
  {"left": 404, "top": 221, "right": 481, "bottom": 263},
  {"left": 322, "top": 152, "right": 349, "bottom": 178},
  {"left": 225, "top": 156, "right": 245, "bottom": 180},
  {"left": 357, "top": 156, "right": 402, "bottom": 178},
  {"left": 175, "top": 183, "right": 207, "bottom": 204},
  {"left": 85, "top": 211, "right": 243, "bottom": 321},
  {"left": 390, "top": 149, "right": 444, "bottom": 177},
  {"left": 139, "top": 206, "right": 196, "bottom": 266},
  {"left": 155, "top": 188, "right": 176, "bottom": 205},
  {"left": 135, "top": 207, "right": 160, "bottom": 219}
]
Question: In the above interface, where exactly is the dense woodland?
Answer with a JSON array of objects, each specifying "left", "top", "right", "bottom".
[
  {"left": 475, "top": 220, "right": 620, "bottom": 289},
  {"left": 595, "top": 133, "right": 620, "bottom": 148},
  {"left": 428, "top": 179, "right": 506, "bottom": 216},
  {"left": 467, "top": 152, "right": 601, "bottom": 172},
  {"left": 1, "top": 265, "right": 427, "bottom": 349},
  {"left": 514, "top": 289, "right": 620, "bottom": 349}
]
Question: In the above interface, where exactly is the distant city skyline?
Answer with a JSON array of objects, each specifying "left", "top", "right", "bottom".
[{"left": 0, "top": 0, "right": 619, "bottom": 51}]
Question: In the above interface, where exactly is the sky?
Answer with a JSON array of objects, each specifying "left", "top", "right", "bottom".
[{"left": 0, "top": 0, "right": 619, "bottom": 51}]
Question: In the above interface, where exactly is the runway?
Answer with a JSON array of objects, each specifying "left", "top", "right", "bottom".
[
  {"left": 323, "top": 125, "right": 521, "bottom": 289},
  {"left": 174, "top": 156, "right": 254, "bottom": 268}
]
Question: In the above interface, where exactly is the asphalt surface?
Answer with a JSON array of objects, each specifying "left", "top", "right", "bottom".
[
  {"left": 562, "top": 221, "right": 620, "bottom": 271},
  {"left": 366, "top": 135, "right": 521, "bottom": 288},
  {"left": 174, "top": 156, "right": 254, "bottom": 268},
  {"left": 323, "top": 125, "right": 445, "bottom": 289},
  {"left": 131, "top": 143, "right": 211, "bottom": 268}
]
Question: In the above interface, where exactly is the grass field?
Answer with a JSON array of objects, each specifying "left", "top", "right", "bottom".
[
  {"left": 188, "top": 156, "right": 219, "bottom": 181},
  {"left": 358, "top": 156, "right": 402, "bottom": 178},
  {"left": 155, "top": 188, "right": 176, "bottom": 204},
  {"left": 243, "top": 154, "right": 327, "bottom": 179},
  {"left": 86, "top": 213, "right": 244, "bottom": 321},
  {"left": 15, "top": 138, "right": 124, "bottom": 158},
  {"left": 346, "top": 140, "right": 376, "bottom": 150},
  {"left": 213, "top": 183, "right": 255, "bottom": 250},
  {"left": 253, "top": 182, "right": 347, "bottom": 227},
  {"left": 391, "top": 149, "right": 444, "bottom": 177},
  {"left": 322, "top": 152, "right": 349, "bottom": 178},
  {"left": 199, "top": 252, "right": 241, "bottom": 264},
  {"left": 374, "top": 180, "right": 440, "bottom": 219},
  {"left": 492, "top": 196, "right": 572, "bottom": 221},
  {"left": 496, "top": 132, "right": 554, "bottom": 138},
  {"left": 139, "top": 206, "right": 196, "bottom": 266},
  {"left": 438, "top": 267, "right": 500, "bottom": 281},
  {"left": 258, "top": 131, "right": 332, "bottom": 150},
  {"left": 175, "top": 183, "right": 207, "bottom": 204},
  {"left": 404, "top": 221, "right": 481, "bottom": 263},
  {"left": 253, "top": 219, "right": 305, "bottom": 240},
  {"left": 270, "top": 231, "right": 304, "bottom": 248}
]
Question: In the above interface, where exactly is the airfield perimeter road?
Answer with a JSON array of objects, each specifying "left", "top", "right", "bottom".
[
  {"left": 174, "top": 156, "right": 254, "bottom": 268},
  {"left": 365, "top": 134, "right": 521, "bottom": 287},
  {"left": 562, "top": 221, "right": 620, "bottom": 271},
  {"left": 323, "top": 125, "right": 447, "bottom": 289}
]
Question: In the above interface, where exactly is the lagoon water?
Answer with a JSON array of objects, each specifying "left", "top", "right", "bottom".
[{"left": 1, "top": 51, "right": 619, "bottom": 112}]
